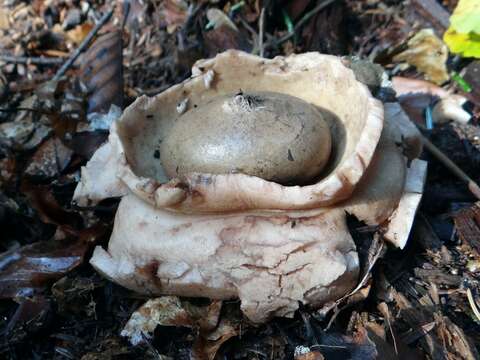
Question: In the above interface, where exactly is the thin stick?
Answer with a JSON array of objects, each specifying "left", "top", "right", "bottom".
[
  {"left": 0, "top": 107, "right": 53, "bottom": 115},
  {"left": 258, "top": 7, "right": 266, "bottom": 57},
  {"left": 52, "top": 7, "right": 114, "bottom": 82},
  {"left": 121, "top": 0, "right": 131, "bottom": 30},
  {"left": 275, "top": 0, "right": 337, "bottom": 46},
  {"left": 421, "top": 135, "right": 480, "bottom": 200},
  {"left": 0, "top": 55, "right": 64, "bottom": 65},
  {"left": 466, "top": 288, "right": 480, "bottom": 323}
]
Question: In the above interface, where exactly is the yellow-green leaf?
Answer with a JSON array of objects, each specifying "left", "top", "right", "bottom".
[
  {"left": 444, "top": 0, "right": 480, "bottom": 58},
  {"left": 449, "top": 0, "right": 480, "bottom": 34},
  {"left": 444, "top": 28, "right": 480, "bottom": 58}
]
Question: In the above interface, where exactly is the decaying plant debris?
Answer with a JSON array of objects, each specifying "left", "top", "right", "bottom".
[{"left": 1, "top": 1, "right": 480, "bottom": 359}]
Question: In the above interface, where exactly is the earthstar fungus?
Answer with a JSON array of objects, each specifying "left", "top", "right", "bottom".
[{"left": 74, "top": 51, "right": 427, "bottom": 323}]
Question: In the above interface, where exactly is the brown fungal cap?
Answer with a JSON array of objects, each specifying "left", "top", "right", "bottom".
[{"left": 160, "top": 91, "right": 332, "bottom": 185}]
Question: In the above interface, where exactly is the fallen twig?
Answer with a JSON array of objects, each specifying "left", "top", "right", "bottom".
[
  {"left": 52, "top": 7, "right": 115, "bottom": 82},
  {"left": 0, "top": 55, "right": 64, "bottom": 65},
  {"left": 401, "top": 321, "right": 436, "bottom": 344},
  {"left": 466, "top": 288, "right": 480, "bottom": 323},
  {"left": 421, "top": 135, "right": 480, "bottom": 200},
  {"left": 258, "top": 7, "right": 266, "bottom": 57},
  {"left": 411, "top": 0, "right": 450, "bottom": 34},
  {"left": 0, "top": 107, "right": 53, "bottom": 115},
  {"left": 378, "top": 302, "right": 398, "bottom": 355}
]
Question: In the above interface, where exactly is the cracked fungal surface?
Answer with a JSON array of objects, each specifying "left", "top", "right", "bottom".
[{"left": 91, "top": 194, "right": 358, "bottom": 323}]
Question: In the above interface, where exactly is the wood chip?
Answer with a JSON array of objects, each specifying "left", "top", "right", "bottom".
[
  {"left": 410, "top": 0, "right": 450, "bottom": 34},
  {"left": 453, "top": 202, "right": 480, "bottom": 254}
]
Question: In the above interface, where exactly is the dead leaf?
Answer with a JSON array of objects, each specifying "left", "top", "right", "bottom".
[
  {"left": 239, "top": 0, "right": 261, "bottom": 23},
  {"left": 63, "top": 130, "right": 109, "bottom": 159},
  {"left": 67, "top": 22, "right": 94, "bottom": 44},
  {"left": 392, "top": 76, "right": 471, "bottom": 125},
  {"left": 79, "top": 337, "right": 131, "bottom": 360},
  {"left": 4, "top": 296, "right": 52, "bottom": 343},
  {"left": 192, "top": 318, "right": 239, "bottom": 360},
  {"left": 121, "top": 297, "right": 222, "bottom": 346},
  {"left": 393, "top": 29, "right": 449, "bottom": 84},
  {"left": 202, "top": 9, "right": 252, "bottom": 56},
  {"left": 22, "top": 184, "right": 82, "bottom": 228},
  {"left": 0, "top": 119, "right": 52, "bottom": 151},
  {"left": 434, "top": 314, "right": 479, "bottom": 360},
  {"left": 120, "top": 0, "right": 147, "bottom": 33},
  {"left": 453, "top": 202, "right": 480, "bottom": 254},
  {"left": 364, "top": 320, "right": 423, "bottom": 360},
  {"left": 304, "top": 3, "right": 348, "bottom": 55},
  {"left": 206, "top": 8, "right": 238, "bottom": 31},
  {"left": 0, "top": 6, "right": 9, "bottom": 30},
  {"left": 24, "top": 137, "right": 73, "bottom": 180},
  {"left": 294, "top": 348, "right": 325, "bottom": 360},
  {"left": 287, "top": 0, "right": 312, "bottom": 20},
  {"left": 392, "top": 76, "right": 451, "bottom": 98},
  {"left": 0, "top": 238, "right": 88, "bottom": 298},
  {"left": 204, "top": 25, "right": 251, "bottom": 57},
  {"left": 313, "top": 326, "right": 378, "bottom": 360},
  {"left": 79, "top": 31, "right": 123, "bottom": 114},
  {"left": 0, "top": 156, "right": 16, "bottom": 186},
  {"left": 161, "top": 0, "right": 188, "bottom": 34}
]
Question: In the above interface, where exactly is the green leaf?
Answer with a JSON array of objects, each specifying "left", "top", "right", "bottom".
[
  {"left": 444, "top": 28, "right": 480, "bottom": 58},
  {"left": 449, "top": 0, "right": 480, "bottom": 34}
]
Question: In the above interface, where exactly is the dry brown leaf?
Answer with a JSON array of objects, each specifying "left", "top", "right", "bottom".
[
  {"left": 22, "top": 184, "right": 82, "bottom": 228},
  {"left": 393, "top": 76, "right": 471, "bottom": 125},
  {"left": 121, "top": 297, "right": 222, "bottom": 346},
  {"left": 192, "top": 318, "right": 239, "bottom": 360},
  {"left": 4, "top": 296, "right": 52, "bottom": 343},
  {"left": 295, "top": 349, "right": 325, "bottom": 360},
  {"left": 206, "top": 8, "right": 238, "bottom": 31},
  {"left": 63, "top": 130, "right": 109, "bottom": 159},
  {"left": 204, "top": 25, "right": 251, "bottom": 56},
  {"left": 79, "top": 337, "right": 131, "bottom": 360},
  {"left": 309, "top": 326, "right": 378, "bottom": 359},
  {"left": 79, "top": 31, "right": 123, "bottom": 114},
  {"left": 24, "top": 137, "right": 73, "bottom": 180},
  {"left": 393, "top": 29, "right": 449, "bottom": 84},
  {"left": 38, "top": 49, "right": 70, "bottom": 58},
  {"left": 453, "top": 202, "right": 480, "bottom": 253},
  {"left": 434, "top": 314, "right": 479, "bottom": 360},
  {"left": 0, "top": 238, "right": 88, "bottom": 298},
  {"left": 67, "top": 22, "right": 94, "bottom": 45},
  {"left": 161, "top": 0, "right": 188, "bottom": 34},
  {"left": 0, "top": 6, "right": 10, "bottom": 29}
]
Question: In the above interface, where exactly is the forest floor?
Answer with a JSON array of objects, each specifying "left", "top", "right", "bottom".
[{"left": 1, "top": 0, "right": 480, "bottom": 359}]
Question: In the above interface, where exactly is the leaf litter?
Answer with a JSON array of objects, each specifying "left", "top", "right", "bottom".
[{"left": 0, "top": 0, "right": 480, "bottom": 359}]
